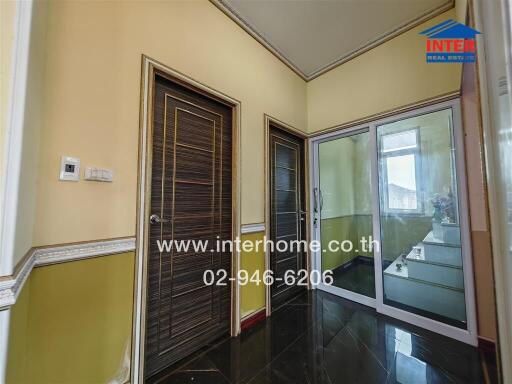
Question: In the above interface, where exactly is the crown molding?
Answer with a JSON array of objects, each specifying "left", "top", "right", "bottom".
[
  {"left": 210, "top": 0, "right": 454, "bottom": 81},
  {"left": 0, "top": 237, "right": 135, "bottom": 310}
]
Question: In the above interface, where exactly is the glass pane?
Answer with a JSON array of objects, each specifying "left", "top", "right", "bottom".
[
  {"left": 378, "top": 108, "right": 467, "bottom": 328},
  {"left": 319, "top": 131, "right": 374, "bottom": 297},
  {"left": 382, "top": 130, "right": 418, "bottom": 152},
  {"left": 386, "top": 154, "right": 418, "bottom": 210}
]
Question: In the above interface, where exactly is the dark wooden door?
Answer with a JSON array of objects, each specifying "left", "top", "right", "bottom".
[
  {"left": 145, "top": 72, "right": 232, "bottom": 378},
  {"left": 269, "top": 125, "right": 306, "bottom": 310}
]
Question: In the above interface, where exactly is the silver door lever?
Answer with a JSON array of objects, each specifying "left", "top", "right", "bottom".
[{"left": 150, "top": 214, "right": 170, "bottom": 224}]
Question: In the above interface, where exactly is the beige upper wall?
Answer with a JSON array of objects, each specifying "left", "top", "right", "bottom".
[
  {"left": 31, "top": 1, "right": 465, "bottom": 247},
  {"left": 456, "top": 0, "right": 467, "bottom": 24},
  {"left": 0, "top": 0, "right": 16, "bottom": 240},
  {"left": 13, "top": 0, "right": 48, "bottom": 265},
  {"left": 1, "top": 1, "right": 49, "bottom": 268},
  {"left": 306, "top": 9, "right": 462, "bottom": 132},
  {"left": 33, "top": 0, "right": 307, "bottom": 246}
]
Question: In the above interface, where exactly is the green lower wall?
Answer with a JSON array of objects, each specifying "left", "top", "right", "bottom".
[
  {"left": 6, "top": 240, "right": 268, "bottom": 383},
  {"left": 380, "top": 215, "right": 432, "bottom": 261},
  {"left": 6, "top": 275, "right": 31, "bottom": 384},
  {"left": 320, "top": 214, "right": 433, "bottom": 270},
  {"left": 7, "top": 252, "right": 135, "bottom": 384},
  {"left": 320, "top": 215, "right": 373, "bottom": 271}
]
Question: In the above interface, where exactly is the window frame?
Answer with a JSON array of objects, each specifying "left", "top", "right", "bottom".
[{"left": 379, "top": 127, "right": 423, "bottom": 215}]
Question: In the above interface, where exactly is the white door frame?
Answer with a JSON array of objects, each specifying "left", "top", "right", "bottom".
[{"left": 309, "top": 98, "right": 478, "bottom": 346}]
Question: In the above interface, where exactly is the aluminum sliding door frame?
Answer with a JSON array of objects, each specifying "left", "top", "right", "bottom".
[
  {"left": 372, "top": 98, "right": 477, "bottom": 346},
  {"left": 309, "top": 98, "right": 478, "bottom": 346},
  {"left": 310, "top": 125, "right": 376, "bottom": 308}
]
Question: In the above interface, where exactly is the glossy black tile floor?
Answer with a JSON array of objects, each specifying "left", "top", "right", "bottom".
[
  {"left": 332, "top": 263, "right": 375, "bottom": 298},
  {"left": 149, "top": 290, "right": 495, "bottom": 384}
]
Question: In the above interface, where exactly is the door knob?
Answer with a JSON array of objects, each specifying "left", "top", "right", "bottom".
[{"left": 150, "top": 214, "right": 170, "bottom": 224}]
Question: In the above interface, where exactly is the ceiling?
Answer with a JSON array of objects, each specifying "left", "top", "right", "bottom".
[{"left": 213, "top": 0, "right": 453, "bottom": 81}]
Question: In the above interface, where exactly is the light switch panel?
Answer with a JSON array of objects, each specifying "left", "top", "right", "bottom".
[
  {"left": 84, "top": 167, "right": 113, "bottom": 182},
  {"left": 59, "top": 156, "right": 80, "bottom": 181}
]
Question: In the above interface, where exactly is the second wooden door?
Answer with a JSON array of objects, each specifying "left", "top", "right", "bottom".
[{"left": 269, "top": 125, "right": 306, "bottom": 310}]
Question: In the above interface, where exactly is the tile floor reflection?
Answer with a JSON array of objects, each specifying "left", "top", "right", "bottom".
[
  {"left": 148, "top": 290, "right": 493, "bottom": 383},
  {"left": 332, "top": 263, "right": 375, "bottom": 298}
]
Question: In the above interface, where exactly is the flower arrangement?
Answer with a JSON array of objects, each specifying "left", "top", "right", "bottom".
[{"left": 430, "top": 191, "right": 456, "bottom": 223}]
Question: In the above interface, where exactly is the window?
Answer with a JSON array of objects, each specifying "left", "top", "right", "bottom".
[{"left": 380, "top": 129, "right": 421, "bottom": 213}]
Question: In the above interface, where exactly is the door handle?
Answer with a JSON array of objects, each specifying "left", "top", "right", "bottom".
[
  {"left": 313, "top": 188, "right": 319, "bottom": 228},
  {"left": 313, "top": 188, "right": 318, "bottom": 213},
  {"left": 150, "top": 214, "right": 170, "bottom": 224}
]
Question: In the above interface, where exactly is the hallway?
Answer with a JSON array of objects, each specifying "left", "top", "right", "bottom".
[
  {"left": 150, "top": 291, "right": 493, "bottom": 383},
  {"left": 2, "top": 1, "right": 510, "bottom": 382}
]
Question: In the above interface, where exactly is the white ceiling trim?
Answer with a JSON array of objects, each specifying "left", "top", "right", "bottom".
[{"left": 210, "top": 0, "right": 454, "bottom": 81}]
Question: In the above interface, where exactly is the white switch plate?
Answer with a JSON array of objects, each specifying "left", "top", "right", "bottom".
[
  {"left": 59, "top": 156, "right": 80, "bottom": 181},
  {"left": 84, "top": 167, "right": 113, "bottom": 182}
]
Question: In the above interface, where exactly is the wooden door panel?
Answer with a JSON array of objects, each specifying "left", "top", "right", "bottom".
[
  {"left": 275, "top": 168, "right": 295, "bottom": 190},
  {"left": 145, "top": 73, "right": 232, "bottom": 377},
  {"left": 276, "top": 212, "right": 297, "bottom": 236},
  {"left": 275, "top": 190, "right": 297, "bottom": 211},
  {"left": 175, "top": 109, "right": 215, "bottom": 149},
  {"left": 269, "top": 126, "right": 306, "bottom": 310},
  {"left": 175, "top": 149, "right": 213, "bottom": 182},
  {"left": 172, "top": 253, "right": 212, "bottom": 276},
  {"left": 173, "top": 184, "right": 212, "bottom": 215},
  {"left": 275, "top": 144, "right": 297, "bottom": 167}
]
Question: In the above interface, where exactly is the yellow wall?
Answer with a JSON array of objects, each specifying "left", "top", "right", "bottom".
[
  {"left": 6, "top": 274, "right": 31, "bottom": 384},
  {"left": 0, "top": 0, "right": 49, "bottom": 269},
  {"left": 306, "top": 9, "right": 462, "bottom": 132},
  {"left": 33, "top": 0, "right": 307, "bottom": 248},
  {"left": 13, "top": 0, "right": 48, "bottom": 267},
  {"left": 6, "top": 246, "right": 266, "bottom": 382},
  {"left": 456, "top": 0, "right": 467, "bottom": 23},
  {"left": 0, "top": 0, "right": 16, "bottom": 180},
  {"left": 240, "top": 232, "right": 266, "bottom": 318},
  {"left": 7, "top": 252, "right": 134, "bottom": 384},
  {"left": 0, "top": 0, "right": 16, "bottom": 272}
]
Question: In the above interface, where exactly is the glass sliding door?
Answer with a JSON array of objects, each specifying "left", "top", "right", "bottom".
[
  {"left": 316, "top": 129, "right": 374, "bottom": 301},
  {"left": 311, "top": 100, "right": 477, "bottom": 344},
  {"left": 377, "top": 107, "right": 470, "bottom": 329}
]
